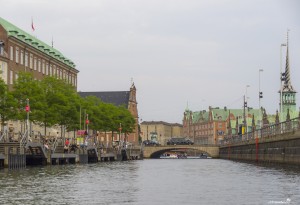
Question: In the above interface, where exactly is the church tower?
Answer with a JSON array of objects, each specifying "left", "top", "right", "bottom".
[{"left": 279, "top": 32, "right": 297, "bottom": 115}]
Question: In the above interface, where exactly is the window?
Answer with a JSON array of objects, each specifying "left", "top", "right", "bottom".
[
  {"left": 34, "top": 57, "right": 37, "bottom": 70},
  {"left": 49, "top": 65, "right": 52, "bottom": 76},
  {"left": 38, "top": 59, "right": 41, "bottom": 72},
  {"left": 25, "top": 52, "right": 28, "bottom": 67},
  {"left": 20, "top": 50, "right": 24, "bottom": 65},
  {"left": 46, "top": 63, "right": 48, "bottom": 75},
  {"left": 10, "top": 70, "right": 13, "bottom": 85},
  {"left": 10, "top": 46, "right": 13, "bottom": 60},
  {"left": 42, "top": 60, "right": 45, "bottom": 74},
  {"left": 15, "top": 47, "right": 19, "bottom": 63},
  {"left": 0, "top": 42, "right": 3, "bottom": 55},
  {"left": 29, "top": 54, "right": 33, "bottom": 69},
  {"left": 15, "top": 73, "right": 18, "bottom": 81}
]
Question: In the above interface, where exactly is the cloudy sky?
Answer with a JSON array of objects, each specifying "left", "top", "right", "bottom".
[{"left": 1, "top": 0, "right": 300, "bottom": 123}]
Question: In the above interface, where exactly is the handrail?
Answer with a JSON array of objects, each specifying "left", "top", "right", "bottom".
[
  {"left": 0, "top": 130, "right": 7, "bottom": 142},
  {"left": 19, "top": 130, "right": 28, "bottom": 149},
  {"left": 51, "top": 135, "right": 59, "bottom": 153},
  {"left": 223, "top": 117, "right": 300, "bottom": 145},
  {"left": 37, "top": 131, "right": 44, "bottom": 144}
]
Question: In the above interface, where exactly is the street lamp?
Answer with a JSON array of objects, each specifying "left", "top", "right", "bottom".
[
  {"left": 259, "top": 69, "right": 263, "bottom": 130},
  {"left": 280, "top": 43, "right": 287, "bottom": 122},
  {"left": 25, "top": 98, "right": 30, "bottom": 141},
  {"left": 86, "top": 113, "right": 89, "bottom": 134},
  {"left": 245, "top": 85, "right": 250, "bottom": 138}
]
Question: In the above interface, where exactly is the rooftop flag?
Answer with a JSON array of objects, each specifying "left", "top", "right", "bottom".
[{"left": 31, "top": 18, "right": 35, "bottom": 31}]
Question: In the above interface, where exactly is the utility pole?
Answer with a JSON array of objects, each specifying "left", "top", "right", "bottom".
[{"left": 25, "top": 98, "right": 30, "bottom": 142}]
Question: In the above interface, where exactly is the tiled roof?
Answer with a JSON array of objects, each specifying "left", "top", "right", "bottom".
[
  {"left": 141, "top": 121, "right": 183, "bottom": 127},
  {"left": 0, "top": 17, "right": 76, "bottom": 69},
  {"left": 78, "top": 91, "right": 130, "bottom": 107}
]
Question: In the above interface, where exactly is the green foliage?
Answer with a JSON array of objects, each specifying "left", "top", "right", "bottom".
[
  {"left": 80, "top": 97, "right": 135, "bottom": 134},
  {"left": 0, "top": 78, "right": 18, "bottom": 128},
  {"left": 12, "top": 72, "right": 45, "bottom": 123},
  {"left": 0, "top": 74, "right": 136, "bottom": 136}
]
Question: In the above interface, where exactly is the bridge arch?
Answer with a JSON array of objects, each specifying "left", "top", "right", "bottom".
[{"left": 143, "top": 145, "right": 219, "bottom": 159}]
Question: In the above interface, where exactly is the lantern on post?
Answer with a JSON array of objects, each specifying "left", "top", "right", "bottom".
[{"left": 86, "top": 114, "right": 89, "bottom": 136}]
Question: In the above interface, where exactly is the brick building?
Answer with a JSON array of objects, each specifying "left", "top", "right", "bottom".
[
  {"left": 0, "top": 17, "right": 78, "bottom": 89},
  {"left": 0, "top": 17, "right": 78, "bottom": 136},
  {"left": 183, "top": 107, "right": 262, "bottom": 145}
]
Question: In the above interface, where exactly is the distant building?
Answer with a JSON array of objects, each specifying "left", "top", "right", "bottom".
[
  {"left": 78, "top": 83, "right": 139, "bottom": 144},
  {"left": 279, "top": 33, "right": 298, "bottom": 120},
  {"left": 140, "top": 121, "right": 183, "bottom": 145},
  {"left": 183, "top": 33, "right": 299, "bottom": 145},
  {"left": 0, "top": 17, "right": 78, "bottom": 90},
  {"left": 183, "top": 107, "right": 263, "bottom": 145}
]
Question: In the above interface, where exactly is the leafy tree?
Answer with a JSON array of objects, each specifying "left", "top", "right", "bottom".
[
  {"left": 41, "top": 76, "right": 80, "bottom": 137},
  {"left": 117, "top": 106, "right": 135, "bottom": 135},
  {"left": 0, "top": 78, "right": 17, "bottom": 131},
  {"left": 12, "top": 72, "right": 46, "bottom": 126}
]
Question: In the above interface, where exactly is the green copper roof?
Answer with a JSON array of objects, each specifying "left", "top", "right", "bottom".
[{"left": 0, "top": 17, "right": 76, "bottom": 69}]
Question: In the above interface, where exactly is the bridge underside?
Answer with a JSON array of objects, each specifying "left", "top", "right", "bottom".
[{"left": 143, "top": 145, "right": 219, "bottom": 159}]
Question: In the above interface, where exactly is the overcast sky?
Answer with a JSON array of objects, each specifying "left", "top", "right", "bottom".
[{"left": 1, "top": 0, "right": 300, "bottom": 123}]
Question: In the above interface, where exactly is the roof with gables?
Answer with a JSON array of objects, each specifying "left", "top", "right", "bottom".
[{"left": 78, "top": 91, "right": 130, "bottom": 107}]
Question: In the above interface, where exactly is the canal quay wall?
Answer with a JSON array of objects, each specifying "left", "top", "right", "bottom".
[
  {"left": 219, "top": 130, "right": 300, "bottom": 166},
  {"left": 0, "top": 142, "right": 142, "bottom": 169}
]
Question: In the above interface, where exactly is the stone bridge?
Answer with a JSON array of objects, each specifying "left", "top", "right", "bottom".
[{"left": 143, "top": 145, "right": 219, "bottom": 158}]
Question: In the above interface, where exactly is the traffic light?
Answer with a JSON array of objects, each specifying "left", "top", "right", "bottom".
[
  {"left": 259, "top": 92, "right": 263, "bottom": 99},
  {"left": 244, "top": 101, "right": 247, "bottom": 107}
]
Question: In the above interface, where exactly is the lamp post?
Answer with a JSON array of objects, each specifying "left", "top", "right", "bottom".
[
  {"left": 259, "top": 69, "right": 263, "bottom": 130},
  {"left": 25, "top": 98, "right": 30, "bottom": 141},
  {"left": 245, "top": 85, "right": 250, "bottom": 139},
  {"left": 280, "top": 43, "right": 287, "bottom": 122},
  {"left": 86, "top": 114, "right": 89, "bottom": 135},
  {"left": 119, "top": 123, "right": 122, "bottom": 143}
]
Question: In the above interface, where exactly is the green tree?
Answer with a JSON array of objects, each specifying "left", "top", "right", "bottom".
[
  {"left": 12, "top": 72, "right": 46, "bottom": 128},
  {"left": 41, "top": 76, "right": 80, "bottom": 137},
  {"left": 0, "top": 78, "right": 17, "bottom": 131}
]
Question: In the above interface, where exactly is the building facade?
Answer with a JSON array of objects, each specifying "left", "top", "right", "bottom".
[
  {"left": 0, "top": 17, "right": 78, "bottom": 89},
  {"left": 140, "top": 121, "right": 183, "bottom": 145},
  {"left": 0, "top": 17, "right": 78, "bottom": 137},
  {"left": 183, "top": 107, "right": 264, "bottom": 145}
]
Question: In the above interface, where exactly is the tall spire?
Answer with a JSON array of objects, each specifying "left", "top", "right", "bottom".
[{"left": 282, "top": 30, "right": 295, "bottom": 92}]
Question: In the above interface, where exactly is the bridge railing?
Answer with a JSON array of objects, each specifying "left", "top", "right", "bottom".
[{"left": 222, "top": 117, "right": 300, "bottom": 145}]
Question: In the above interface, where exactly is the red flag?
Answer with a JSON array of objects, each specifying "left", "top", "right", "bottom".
[{"left": 31, "top": 18, "right": 35, "bottom": 31}]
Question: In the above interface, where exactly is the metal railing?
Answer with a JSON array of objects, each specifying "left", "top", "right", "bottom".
[
  {"left": 223, "top": 117, "right": 300, "bottom": 145},
  {"left": 19, "top": 130, "right": 28, "bottom": 149},
  {"left": 0, "top": 131, "right": 7, "bottom": 143},
  {"left": 51, "top": 135, "right": 60, "bottom": 153}
]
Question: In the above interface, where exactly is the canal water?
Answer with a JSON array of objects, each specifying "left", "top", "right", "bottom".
[{"left": 0, "top": 159, "right": 300, "bottom": 205}]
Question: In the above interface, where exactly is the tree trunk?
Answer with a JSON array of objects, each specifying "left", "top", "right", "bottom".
[{"left": 44, "top": 122, "right": 47, "bottom": 138}]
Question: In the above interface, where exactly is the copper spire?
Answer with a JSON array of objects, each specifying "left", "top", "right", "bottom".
[{"left": 282, "top": 30, "right": 296, "bottom": 92}]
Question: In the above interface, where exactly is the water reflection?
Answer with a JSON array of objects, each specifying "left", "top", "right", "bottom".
[{"left": 0, "top": 160, "right": 300, "bottom": 205}]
